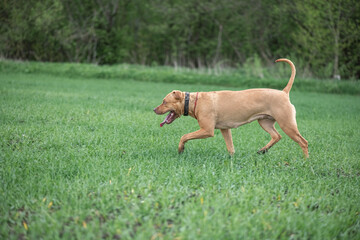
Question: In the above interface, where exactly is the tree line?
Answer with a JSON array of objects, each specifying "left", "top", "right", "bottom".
[{"left": 1, "top": 0, "right": 359, "bottom": 79}]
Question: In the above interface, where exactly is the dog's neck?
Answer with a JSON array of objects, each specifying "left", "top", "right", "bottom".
[{"left": 183, "top": 92, "right": 199, "bottom": 118}]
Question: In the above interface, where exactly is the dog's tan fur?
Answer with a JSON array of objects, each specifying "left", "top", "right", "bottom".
[{"left": 154, "top": 59, "right": 308, "bottom": 157}]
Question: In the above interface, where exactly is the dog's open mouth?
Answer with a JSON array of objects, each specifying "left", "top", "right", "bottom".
[{"left": 160, "top": 111, "right": 176, "bottom": 127}]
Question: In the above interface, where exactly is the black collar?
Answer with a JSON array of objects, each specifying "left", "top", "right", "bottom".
[{"left": 184, "top": 92, "right": 190, "bottom": 116}]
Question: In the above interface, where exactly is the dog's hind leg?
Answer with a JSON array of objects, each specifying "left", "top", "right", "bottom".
[
  {"left": 276, "top": 107, "right": 309, "bottom": 158},
  {"left": 278, "top": 122, "right": 308, "bottom": 158},
  {"left": 221, "top": 129, "right": 235, "bottom": 155},
  {"left": 257, "top": 119, "right": 282, "bottom": 154}
]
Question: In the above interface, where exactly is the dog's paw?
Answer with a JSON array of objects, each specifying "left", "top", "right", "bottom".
[
  {"left": 178, "top": 147, "right": 184, "bottom": 154},
  {"left": 178, "top": 144, "right": 185, "bottom": 154},
  {"left": 228, "top": 150, "right": 235, "bottom": 156},
  {"left": 257, "top": 149, "right": 268, "bottom": 154}
]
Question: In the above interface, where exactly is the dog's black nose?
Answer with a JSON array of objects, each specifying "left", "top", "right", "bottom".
[{"left": 153, "top": 108, "right": 156, "bottom": 113}]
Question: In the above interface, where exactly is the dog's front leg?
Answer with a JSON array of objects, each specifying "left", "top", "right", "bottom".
[
  {"left": 178, "top": 128, "right": 214, "bottom": 153},
  {"left": 220, "top": 129, "right": 235, "bottom": 155}
]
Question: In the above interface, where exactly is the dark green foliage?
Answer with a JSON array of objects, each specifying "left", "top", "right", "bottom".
[{"left": 1, "top": 0, "right": 359, "bottom": 79}]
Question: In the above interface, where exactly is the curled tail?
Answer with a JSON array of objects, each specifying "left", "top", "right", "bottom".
[{"left": 275, "top": 58, "right": 296, "bottom": 94}]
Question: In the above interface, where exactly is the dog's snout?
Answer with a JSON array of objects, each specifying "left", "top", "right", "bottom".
[{"left": 153, "top": 108, "right": 157, "bottom": 113}]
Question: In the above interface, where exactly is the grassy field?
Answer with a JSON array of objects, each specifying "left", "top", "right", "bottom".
[{"left": 1, "top": 65, "right": 360, "bottom": 239}]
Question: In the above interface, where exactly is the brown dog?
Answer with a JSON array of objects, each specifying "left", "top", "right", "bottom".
[{"left": 153, "top": 59, "right": 308, "bottom": 158}]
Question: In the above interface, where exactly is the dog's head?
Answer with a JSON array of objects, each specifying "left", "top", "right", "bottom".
[{"left": 153, "top": 90, "right": 184, "bottom": 127}]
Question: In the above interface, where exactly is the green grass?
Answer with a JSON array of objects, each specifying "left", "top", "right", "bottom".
[{"left": 1, "top": 66, "right": 360, "bottom": 239}]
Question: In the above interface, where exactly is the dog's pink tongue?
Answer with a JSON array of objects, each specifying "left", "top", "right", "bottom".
[
  {"left": 160, "top": 112, "right": 172, "bottom": 127},
  {"left": 160, "top": 116, "right": 168, "bottom": 127}
]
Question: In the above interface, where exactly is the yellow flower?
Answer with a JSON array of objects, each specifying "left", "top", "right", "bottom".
[{"left": 23, "top": 221, "right": 28, "bottom": 231}]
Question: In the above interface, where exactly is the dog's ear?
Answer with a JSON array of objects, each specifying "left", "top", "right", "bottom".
[{"left": 172, "top": 90, "right": 182, "bottom": 100}]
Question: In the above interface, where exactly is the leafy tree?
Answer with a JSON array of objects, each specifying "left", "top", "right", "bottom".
[
  {"left": 0, "top": 0, "right": 359, "bottom": 79},
  {"left": 290, "top": 0, "right": 360, "bottom": 79}
]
